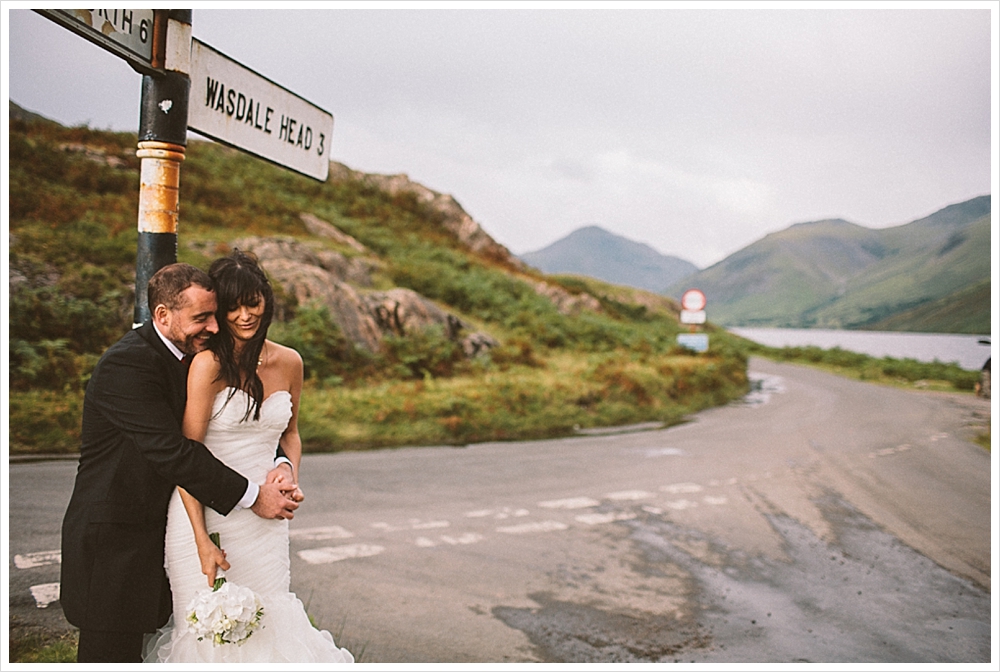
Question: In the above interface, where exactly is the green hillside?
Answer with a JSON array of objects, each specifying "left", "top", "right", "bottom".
[
  {"left": 668, "top": 198, "right": 991, "bottom": 332},
  {"left": 7, "top": 104, "right": 749, "bottom": 455}
]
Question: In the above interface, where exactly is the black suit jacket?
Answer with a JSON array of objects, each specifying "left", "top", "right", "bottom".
[{"left": 60, "top": 322, "right": 251, "bottom": 633}]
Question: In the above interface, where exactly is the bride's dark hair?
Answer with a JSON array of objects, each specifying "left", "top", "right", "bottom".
[{"left": 208, "top": 249, "right": 275, "bottom": 421}]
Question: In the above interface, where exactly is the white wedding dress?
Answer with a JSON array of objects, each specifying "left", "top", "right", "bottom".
[{"left": 144, "top": 388, "right": 354, "bottom": 663}]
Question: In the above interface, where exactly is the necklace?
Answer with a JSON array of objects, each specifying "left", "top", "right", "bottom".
[{"left": 257, "top": 345, "right": 266, "bottom": 370}]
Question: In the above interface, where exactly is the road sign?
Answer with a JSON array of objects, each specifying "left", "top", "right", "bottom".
[
  {"left": 680, "top": 310, "right": 706, "bottom": 324},
  {"left": 681, "top": 288, "right": 707, "bottom": 312},
  {"left": 188, "top": 38, "right": 334, "bottom": 182},
  {"left": 35, "top": 9, "right": 163, "bottom": 76},
  {"left": 677, "top": 333, "right": 709, "bottom": 353}
]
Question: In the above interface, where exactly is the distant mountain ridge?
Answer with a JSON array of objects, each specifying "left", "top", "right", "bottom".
[
  {"left": 519, "top": 226, "right": 698, "bottom": 294},
  {"left": 665, "top": 196, "right": 991, "bottom": 333}
]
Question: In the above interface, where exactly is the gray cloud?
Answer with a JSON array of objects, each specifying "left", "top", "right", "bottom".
[{"left": 5, "top": 6, "right": 992, "bottom": 268}]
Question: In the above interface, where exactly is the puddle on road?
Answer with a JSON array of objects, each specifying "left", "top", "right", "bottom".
[
  {"left": 493, "top": 494, "right": 989, "bottom": 663},
  {"left": 736, "top": 373, "right": 786, "bottom": 407}
]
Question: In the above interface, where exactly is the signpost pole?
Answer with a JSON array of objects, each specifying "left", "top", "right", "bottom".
[{"left": 133, "top": 9, "right": 192, "bottom": 325}]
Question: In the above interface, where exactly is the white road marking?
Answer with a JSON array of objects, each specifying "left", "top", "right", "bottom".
[
  {"left": 14, "top": 550, "right": 61, "bottom": 569},
  {"left": 465, "top": 507, "right": 530, "bottom": 519},
  {"left": 703, "top": 496, "right": 728, "bottom": 505},
  {"left": 497, "top": 521, "right": 569, "bottom": 534},
  {"left": 416, "top": 533, "right": 484, "bottom": 548},
  {"left": 870, "top": 444, "right": 912, "bottom": 458},
  {"left": 664, "top": 499, "right": 699, "bottom": 510},
  {"left": 604, "top": 490, "right": 654, "bottom": 501},
  {"left": 371, "top": 519, "right": 450, "bottom": 532},
  {"left": 642, "top": 505, "right": 664, "bottom": 514},
  {"left": 297, "top": 544, "right": 385, "bottom": 564},
  {"left": 30, "top": 583, "right": 60, "bottom": 608},
  {"left": 371, "top": 522, "right": 404, "bottom": 531},
  {"left": 289, "top": 526, "right": 354, "bottom": 541},
  {"left": 644, "top": 447, "right": 684, "bottom": 457},
  {"left": 660, "top": 482, "right": 703, "bottom": 494},
  {"left": 410, "top": 520, "right": 450, "bottom": 530},
  {"left": 538, "top": 497, "right": 600, "bottom": 509},
  {"left": 575, "top": 512, "right": 637, "bottom": 525},
  {"left": 440, "top": 533, "right": 483, "bottom": 545}
]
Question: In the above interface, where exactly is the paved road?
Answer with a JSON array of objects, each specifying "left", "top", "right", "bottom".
[{"left": 7, "top": 358, "right": 992, "bottom": 662}]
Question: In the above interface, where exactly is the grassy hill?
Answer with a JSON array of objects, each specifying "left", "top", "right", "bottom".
[
  {"left": 667, "top": 198, "right": 991, "bottom": 332},
  {"left": 7, "top": 102, "right": 749, "bottom": 455}
]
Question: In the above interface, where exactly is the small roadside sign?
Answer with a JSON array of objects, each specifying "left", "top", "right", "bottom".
[
  {"left": 677, "top": 333, "right": 709, "bottom": 353},
  {"left": 681, "top": 288, "right": 707, "bottom": 312},
  {"left": 680, "top": 310, "right": 706, "bottom": 324},
  {"left": 188, "top": 38, "right": 334, "bottom": 182},
  {"left": 35, "top": 9, "right": 163, "bottom": 76}
]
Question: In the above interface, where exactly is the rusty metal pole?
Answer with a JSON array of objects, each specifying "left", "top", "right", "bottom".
[{"left": 133, "top": 9, "right": 192, "bottom": 325}]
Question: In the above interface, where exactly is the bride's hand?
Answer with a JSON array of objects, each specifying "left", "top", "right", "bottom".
[
  {"left": 266, "top": 462, "right": 304, "bottom": 503},
  {"left": 197, "top": 539, "right": 231, "bottom": 587}
]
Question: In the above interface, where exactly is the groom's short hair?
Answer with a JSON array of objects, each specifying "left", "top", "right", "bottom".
[{"left": 147, "top": 263, "right": 214, "bottom": 313}]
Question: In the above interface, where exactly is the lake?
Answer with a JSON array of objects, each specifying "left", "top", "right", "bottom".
[{"left": 729, "top": 327, "right": 992, "bottom": 371}]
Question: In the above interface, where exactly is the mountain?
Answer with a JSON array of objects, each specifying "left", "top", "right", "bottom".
[
  {"left": 519, "top": 226, "right": 698, "bottom": 294},
  {"left": 665, "top": 196, "right": 991, "bottom": 333}
]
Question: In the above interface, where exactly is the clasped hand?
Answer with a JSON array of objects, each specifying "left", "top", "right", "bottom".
[{"left": 250, "top": 464, "right": 303, "bottom": 520}]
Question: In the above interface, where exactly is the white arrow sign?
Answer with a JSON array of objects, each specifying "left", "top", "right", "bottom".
[{"left": 188, "top": 38, "right": 334, "bottom": 181}]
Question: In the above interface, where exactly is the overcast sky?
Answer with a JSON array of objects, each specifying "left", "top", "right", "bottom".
[{"left": 4, "top": 4, "right": 995, "bottom": 268}]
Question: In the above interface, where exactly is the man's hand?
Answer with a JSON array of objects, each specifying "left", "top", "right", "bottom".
[
  {"left": 250, "top": 481, "right": 299, "bottom": 520},
  {"left": 266, "top": 463, "right": 304, "bottom": 503}
]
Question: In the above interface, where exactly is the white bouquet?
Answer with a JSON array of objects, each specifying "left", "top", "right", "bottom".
[{"left": 184, "top": 533, "right": 264, "bottom": 646}]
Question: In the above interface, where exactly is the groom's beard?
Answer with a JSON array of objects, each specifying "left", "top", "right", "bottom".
[{"left": 171, "top": 327, "right": 214, "bottom": 357}]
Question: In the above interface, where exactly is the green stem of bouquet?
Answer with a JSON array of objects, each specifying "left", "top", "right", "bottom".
[{"left": 209, "top": 532, "right": 226, "bottom": 591}]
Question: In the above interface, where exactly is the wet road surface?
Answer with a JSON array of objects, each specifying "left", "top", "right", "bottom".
[{"left": 7, "top": 358, "right": 993, "bottom": 662}]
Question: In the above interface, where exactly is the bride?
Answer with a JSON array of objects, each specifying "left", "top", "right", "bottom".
[{"left": 144, "top": 250, "right": 354, "bottom": 663}]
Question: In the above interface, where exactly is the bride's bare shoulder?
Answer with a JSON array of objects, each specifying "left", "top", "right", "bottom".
[
  {"left": 265, "top": 340, "right": 303, "bottom": 369},
  {"left": 190, "top": 349, "right": 222, "bottom": 374}
]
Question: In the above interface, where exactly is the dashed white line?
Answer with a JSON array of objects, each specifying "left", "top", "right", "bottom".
[
  {"left": 297, "top": 544, "right": 385, "bottom": 564},
  {"left": 575, "top": 512, "right": 637, "bottom": 525},
  {"left": 664, "top": 499, "right": 699, "bottom": 510},
  {"left": 410, "top": 520, "right": 450, "bottom": 530},
  {"left": 644, "top": 447, "right": 685, "bottom": 457},
  {"left": 660, "top": 482, "right": 703, "bottom": 494},
  {"left": 870, "top": 444, "right": 912, "bottom": 458},
  {"left": 289, "top": 526, "right": 354, "bottom": 541},
  {"left": 703, "top": 496, "right": 728, "bottom": 505},
  {"left": 371, "top": 519, "right": 450, "bottom": 532},
  {"left": 604, "top": 490, "right": 654, "bottom": 501},
  {"left": 14, "top": 550, "right": 61, "bottom": 569},
  {"left": 465, "top": 507, "right": 530, "bottom": 519},
  {"left": 497, "top": 520, "right": 569, "bottom": 534},
  {"left": 538, "top": 497, "right": 600, "bottom": 509},
  {"left": 412, "top": 534, "right": 485, "bottom": 548},
  {"left": 30, "top": 583, "right": 60, "bottom": 608}
]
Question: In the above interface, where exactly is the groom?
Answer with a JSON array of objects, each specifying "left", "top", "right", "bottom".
[{"left": 60, "top": 263, "right": 301, "bottom": 663}]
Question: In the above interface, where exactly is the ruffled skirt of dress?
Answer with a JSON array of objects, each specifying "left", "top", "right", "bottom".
[{"left": 143, "top": 488, "right": 354, "bottom": 663}]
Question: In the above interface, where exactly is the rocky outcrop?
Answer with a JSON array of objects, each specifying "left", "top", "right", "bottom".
[
  {"left": 231, "top": 236, "right": 496, "bottom": 356},
  {"left": 232, "top": 235, "right": 377, "bottom": 288},
  {"left": 323, "top": 163, "right": 609, "bottom": 317},
  {"left": 299, "top": 213, "right": 369, "bottom": 254},
  {"left": 533, "top": 281, "right": 603, "bottom": 315},
  {"left": 328, "top": 162, "right": 526, "bottom": 270}
]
